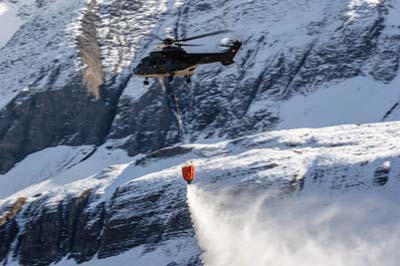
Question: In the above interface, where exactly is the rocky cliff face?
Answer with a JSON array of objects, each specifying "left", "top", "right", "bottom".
[
  {"left": 0, "top": 0, "right": 400, "bottom": 265},
  {"left": 1, "top": 0, "right": 399, "bottom": 173},
  {"left": 0, "top": 161, "right": 199, "bottom": 266}
]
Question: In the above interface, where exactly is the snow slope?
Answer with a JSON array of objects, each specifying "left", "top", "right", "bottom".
[
  {"left": 1, "top": 121, "right": 400, "bottom": 265},
  {"left": 277, "top": 75, "right": 400, "bottom": 129},
  {"left": 0, "top": 1, "right": 22, "bottom": 49}
]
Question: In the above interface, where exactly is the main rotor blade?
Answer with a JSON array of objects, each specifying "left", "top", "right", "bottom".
[
  {"left": 177, "top": 43, "right": 203, "bottom": 47},
  {"left": 148, "top": 33, "right": 167, "bottom": 42},
  {"left": 176, "top": 30, "right": 232, "bottom": 42}
]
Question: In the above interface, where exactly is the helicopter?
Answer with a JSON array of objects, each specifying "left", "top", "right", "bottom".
[{"left": 134, "top": 30, "right": 242, "bottom": 85}]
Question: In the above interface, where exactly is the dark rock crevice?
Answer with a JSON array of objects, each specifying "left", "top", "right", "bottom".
[
  {"left": 0, "top": 220, "right": 19, "bottom": 264},
  {"left": 108, "top": 81, "right": 180, "bottom": 157},
  {"left": 0, "top": 198, "right": 27, "bottom": 262},
  {"left": 68, "top": 201, "right": 106, "bottom": 263},
  {"left": 382, "top": 102, "right": 399, "bottom": 121}
]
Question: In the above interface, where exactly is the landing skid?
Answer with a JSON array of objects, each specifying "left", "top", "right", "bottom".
[{"left": 142, "top": 75, "right": 192, "bottom": 85}]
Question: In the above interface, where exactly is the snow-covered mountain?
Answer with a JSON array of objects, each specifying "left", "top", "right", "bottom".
[
  {"left": 0, "top": 0, "right": 400, "bottom": 265},
  {"left": 1, "top": 0, "right": 399, "bottom": 173},
  {"left": 1, "top": 122, "right": 400, "bottom": 265}
]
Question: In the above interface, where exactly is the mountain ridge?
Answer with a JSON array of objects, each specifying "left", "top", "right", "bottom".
[{"left": 0, "top": 0, "right": 399, "bottom": 265}]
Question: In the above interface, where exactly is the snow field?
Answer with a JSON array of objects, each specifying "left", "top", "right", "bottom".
[{"left": 277, "top": 76, "right": 400, "bottom": 129}]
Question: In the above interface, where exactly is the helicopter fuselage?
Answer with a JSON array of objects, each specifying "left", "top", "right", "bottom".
[{"left": 134, "top": 41, "right": 242, "bottom": 80}]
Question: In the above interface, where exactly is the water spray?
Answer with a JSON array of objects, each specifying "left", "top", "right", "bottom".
[{"left": 187, "top": 186, "right": 400, "bottom": 266}]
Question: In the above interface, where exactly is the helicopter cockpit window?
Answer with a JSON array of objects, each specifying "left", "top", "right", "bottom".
[{"left": 141, "top": 59, "right": 150, "bottom": 66}]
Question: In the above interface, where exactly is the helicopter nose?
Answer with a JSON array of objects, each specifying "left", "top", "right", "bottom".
[{"left": 134, "top": 64, "right": 144, "bottom": 75}]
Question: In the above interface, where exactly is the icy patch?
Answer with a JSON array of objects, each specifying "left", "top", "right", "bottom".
[
  {"left": 348, "top": 0, "right": 381, "bottom": 8},
  {"left": 0, "top": 3, "right": 7, "bottom": 14},
  {"left": 346, "top": 0, "right": 382, "bottom": 21},
  {"left": 0, "top": 2, "right": 23, "bottom": 49}
]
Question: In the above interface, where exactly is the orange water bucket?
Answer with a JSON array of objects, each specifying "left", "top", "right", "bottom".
[{"left": 182, "top": 162, "right": 195, "bottom": 184}]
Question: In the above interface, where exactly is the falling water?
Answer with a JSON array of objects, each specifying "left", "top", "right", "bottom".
[{"left": 187, "top": 185, "right": 400, "bottom": 266}]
